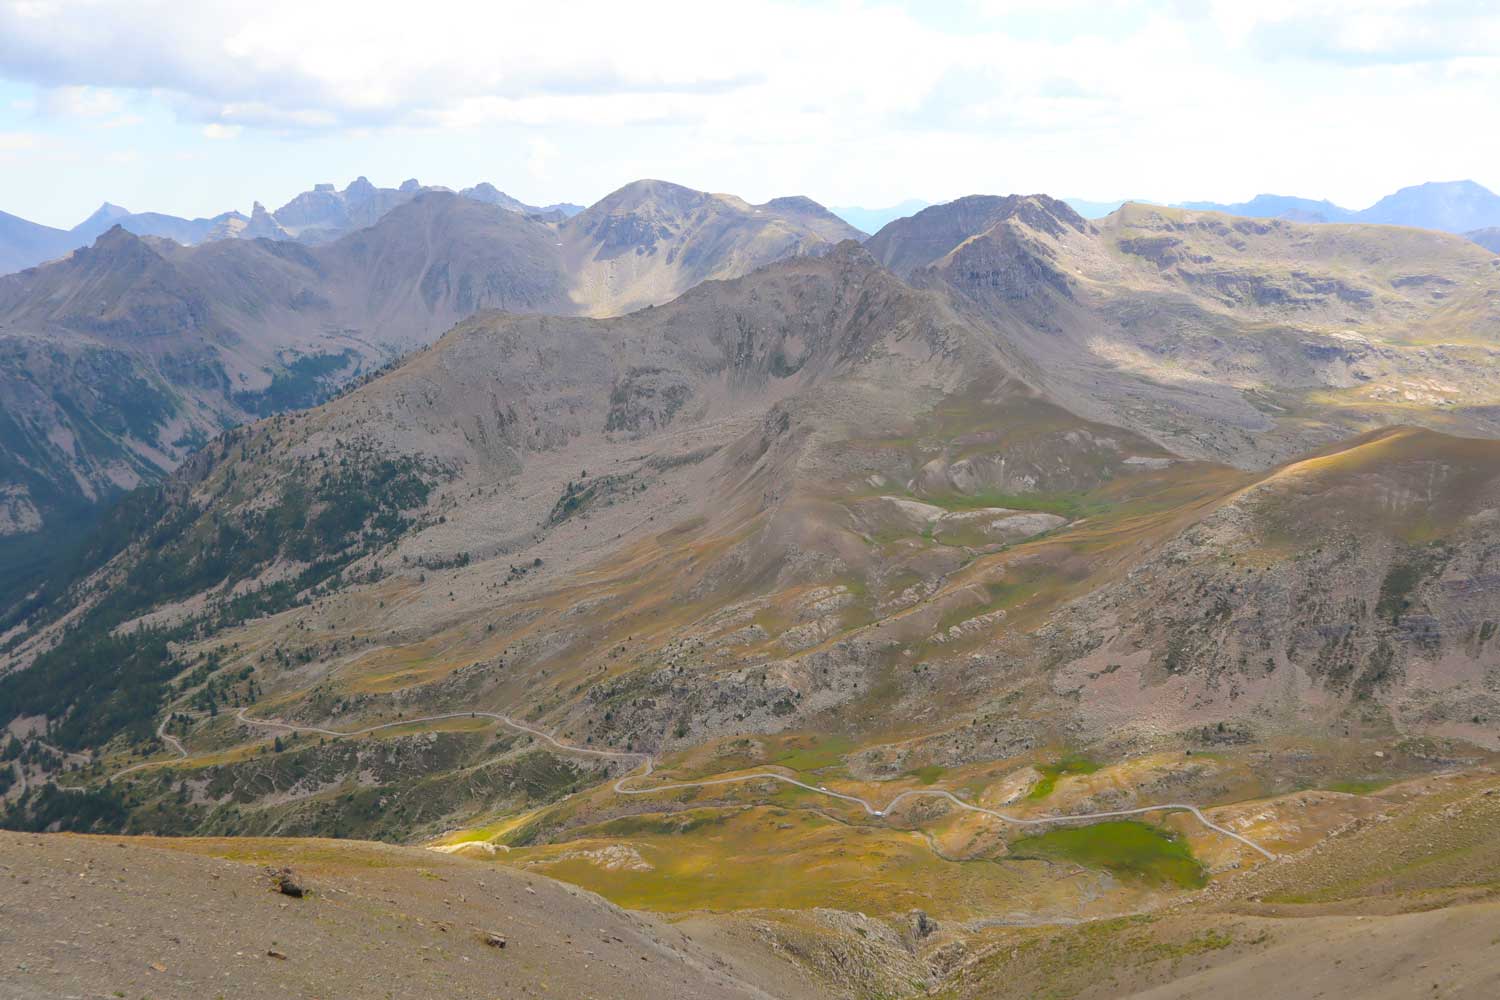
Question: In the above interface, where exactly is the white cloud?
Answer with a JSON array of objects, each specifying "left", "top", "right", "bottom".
[
  {"left": 0, "top": 1, "right": 1190, "bottom": 138},
  {"left": 1206, "top": 0, "right": 1500, "bottom": 62},
  {"left": 0, "top": 0, "right": 1495, "bottom": 209},
  {"left": 39, "top": 84, "right": 124, "bottom": 117}
]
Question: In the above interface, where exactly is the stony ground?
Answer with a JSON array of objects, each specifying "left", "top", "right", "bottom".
[{"left": 0, "top": 832, "right": 806, "bottom": 1000}]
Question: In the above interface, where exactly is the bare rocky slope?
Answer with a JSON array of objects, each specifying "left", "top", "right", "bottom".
[
  {"left": 1, "top": 830, "right": 808, "bottom": 1000},
  {"left": 0, "top": 181, "right": 861, "bottom": 554},
  {"left": 558, "top": 179, "right": 865, "bottom": 316}
]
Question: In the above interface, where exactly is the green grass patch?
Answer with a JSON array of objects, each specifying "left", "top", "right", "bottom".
[
  {"left": 836, "top": 575, "right": 868, "bottom": 599},
  {"left": 1028, "top": 755, "right": 1101, "bottom": 799},
  {"left": 581, "top": 808, "right": 732, "bottom": 838},
  {"left": 1009, "top": 820, "right": 1206, "bottom": 888},
  {"left": 907, "top": 765, "right": 946, "bottom": 785},
  {"left": 774, "top": 735, "right": 854, "bottom": 773},
  {"left": 936, "top": 572, "right": 1061, "bottom": 633},
  {"left": 918, "top": 489, "right": 1101, "bottom": 519}
]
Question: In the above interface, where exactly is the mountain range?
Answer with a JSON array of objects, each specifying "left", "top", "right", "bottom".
[
  {"left": 0, "top": 176, "right": 585, "bottom": 276},
  {"left": 1178, "top": 179, "right": 1500, "bottom": 246},
  {"left": 7, "top": 188, "right": 1500, "bottom": 808},
  {"left": 0, "top": 179, "right": 863, "bottom": 561},
  {"left": 11, "top": 177, "right": 1499, "bottom": 285},
  {"left": 1060, "top": 180, "right": 1500, "bottom": 257},
  {"left": 5, "top": 177, "right": 1500, "bottom": 998}
]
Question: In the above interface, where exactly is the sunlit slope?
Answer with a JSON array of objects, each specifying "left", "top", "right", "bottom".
[
  {"left": 927, "top": 768, "right": 1500, "bottom": 1000},
  {"left": 1040, "top": 426, "right": 1500, "bottom": 742},
  {"left": 869, "top": 197, "right": 1500, "bottom": 466},
  {"left": 2, "top": 831, "right": 803, "bottom": 1000},
  {"left": 559, "top": 179, "right": 865, "bottom": 316}
]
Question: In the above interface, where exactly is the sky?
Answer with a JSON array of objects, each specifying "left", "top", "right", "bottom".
[{"left": 1, "top": 0, "right": 1498, "bottom": 228}]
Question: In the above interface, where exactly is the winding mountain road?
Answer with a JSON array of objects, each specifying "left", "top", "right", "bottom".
[
  {"left": 231, "top": 707, "right": 1276, "bottom": 860},
  {"left": 113, "top": 717, "right": 189, "bottom": 779}
]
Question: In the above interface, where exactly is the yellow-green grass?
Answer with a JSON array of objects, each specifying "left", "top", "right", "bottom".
[
  {"left": 118, "top": 712, "right": 500, "bottom": 779},
  {"left": 927, "top": 912, "right": 1244, "bottom": 1000},
  {"left": 498, "top": 804, "right": 1073, "bottom": 916},
  {"left": 1028, "top": 755, "right": 1102, "bottom": 800},
  {"left": 662, "top": 732, "right": 864, "bottom": 781},
  {"left": 919, "top": 489, "right": 1102, "bottom": 520},
  {"left": 1247, "top": 427, "right": 1500, "bottom": 546},
  {"left": 433, "top": 807, "right": 540, "bottom": 846},
  {"left": 1008, "top": 821, "right": 1207, "bottom": 888},
  {"left": 340, "top": 631, "right": 503, "bottom": 694},
  {"left": 1237, "top": 772, "right": 1500, "bottom": 907},
  {"left": 771, "top": 734, "right": 855, "bottom": 773}
]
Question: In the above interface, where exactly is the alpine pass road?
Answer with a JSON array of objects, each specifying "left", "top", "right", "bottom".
[{"left": 228, "top": 706, "right": 1277, "bottom": 860}]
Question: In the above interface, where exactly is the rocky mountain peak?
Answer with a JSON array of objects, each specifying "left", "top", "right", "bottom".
[
  {"left": 345, "top": 176, "right": 378, "bottom": 201},
  {"left": 85, "top": 223, "right": 153, "bottom": 258},
  {"left": 593, "top": 179, "right": 711, "bottom": 216},
  {"left": 761, "top": 195, "right": 827, "bottom": 215},
  {"left": 824, "top": 238, "right": 879, "bottom": 269},
  {"left": 865, "top": 193, "right": 1086, "bottom": 279},
  {"left": 242, "top": 201, "right": 290, "bottom": 240},
  {"left": 457, "top": 182, "right": 531, "bottom": 213},
  {"left": 1362, "top": 178, "right": 1500, "bottom": 232}
]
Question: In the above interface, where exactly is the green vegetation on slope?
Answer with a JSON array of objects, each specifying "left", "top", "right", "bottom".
[
  {"left": 1008, "top": 821, "right": 1207, "bottom": 888},
  {"left": 773, "top": 735, "right": 854, "bottom": 772},
  {"left": 1028, "top": 755, "right": 1100, "bottom": 799},
  {"left": 0, "top": 434, "right": 436, "bottom": 756},
  {"left": 233, "top": 350, "right": 359, "bottom": 416}
]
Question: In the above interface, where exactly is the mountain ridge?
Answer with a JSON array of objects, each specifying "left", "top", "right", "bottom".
[
  {"left": 0, "top": 182, "right": 867, "bottom": 550},
  {"left": 0, "top": 177, "right": 588, "bottom": 276}
]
